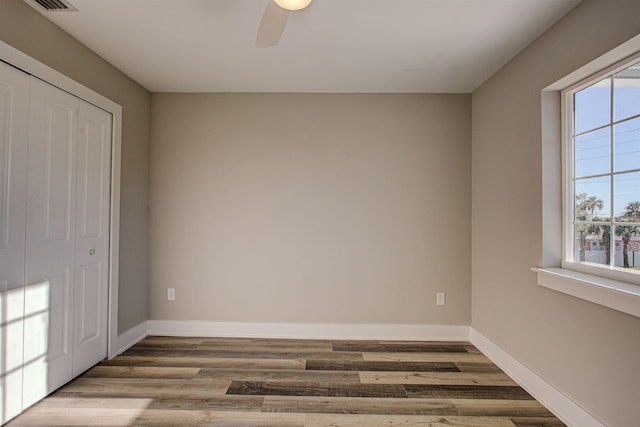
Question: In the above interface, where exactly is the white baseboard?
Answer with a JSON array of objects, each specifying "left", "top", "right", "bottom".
[
  {"left": 470, "top": 328, "right": 605, "bottom": 427},
  {"left": 147, "top": 320, "right": 470, "bottom": 341},
  {"left": 111, "top": 321, "right": 148, "bottom": 358}
]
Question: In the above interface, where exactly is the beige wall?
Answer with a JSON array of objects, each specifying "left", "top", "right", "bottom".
[
  {"left": 150, "top": 93, "right": 470, "bottom": 325},
  {"left": 0, "top": 0, "right": 150, "bottom": 333},
  {"left": 471, "top": 1, "right": 640, "bottom": 426}
]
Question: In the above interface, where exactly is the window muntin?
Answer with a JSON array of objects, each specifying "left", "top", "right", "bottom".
[{"left": 569, "top": 60, "right": 640, "bottom": 273}]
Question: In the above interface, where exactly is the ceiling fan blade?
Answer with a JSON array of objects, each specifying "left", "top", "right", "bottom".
[{"left": 256, "top": 0, "right": 289, "bottom": 48}]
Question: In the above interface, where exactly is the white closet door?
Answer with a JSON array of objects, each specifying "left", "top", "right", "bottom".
[
  {"left": 72, "top": 101, "right": 111, "bottom": 376},
  {"left": 23, "top": 77, "right": 78, "bottom": 408},
  {"left": 0, "top": 61, "right": 30, "bottom": 423}
]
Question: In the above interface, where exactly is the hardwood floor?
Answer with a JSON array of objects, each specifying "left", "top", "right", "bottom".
[{"left": 9, "top": 337, "right": 565, "bottom": 426}]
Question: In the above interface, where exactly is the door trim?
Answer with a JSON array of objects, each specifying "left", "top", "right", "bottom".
[{"left": 0, "top": 40, "right": 122, "bottom": 359}]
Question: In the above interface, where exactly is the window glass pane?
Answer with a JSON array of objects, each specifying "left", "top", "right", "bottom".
[
  {"left": 620, "top": 200, "right": 640, "bottom": 222},
  {"left": 575, "top": 224, "right": 610, "bottom": 265},
  {"left": 575, "top": 78, "right": 611, "bottom": 134},
  {"left": 613, "top": 62, "right": 640, "bottom": 122},
  {"left": 575, "top": 127, "right": 610, "bottom": 177},
  {"left": 614, "top": 117, "right": 640, "bottom": 172},
  {"left": 575, "top": 177, "right": 610, "bottom": 221},
  {"left": 614, "top": 171, "right": 640, "bottom": 219},
  {"left": 614, "top": 225, "right": 640, "bottom": 270}
]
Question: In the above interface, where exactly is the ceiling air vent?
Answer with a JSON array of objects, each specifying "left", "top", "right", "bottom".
[{"left": 29, "top": 0, "right": 77, "bottom": 11}]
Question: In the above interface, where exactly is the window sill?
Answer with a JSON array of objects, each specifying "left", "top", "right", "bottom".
[{"left": 532, "top": 267, "right": 640, "bottom": 318}]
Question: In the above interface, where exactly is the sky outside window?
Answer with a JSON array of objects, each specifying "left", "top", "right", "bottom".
[{"left": 573, "top": 61, "right": 640, "bottom": 219}]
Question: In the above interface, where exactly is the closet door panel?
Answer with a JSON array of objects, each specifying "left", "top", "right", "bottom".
[
  {"left": 21, "top": 277, "right": 51, "bottom": 410},
  {"left": 73, "top": 101, "right": 111, "bottom": 376},
  {"left": 24, "top": 77, "right": 78, "bottom": 407},
  {"left": 0, "top": 61, "right": 29, "bottom": 424}
]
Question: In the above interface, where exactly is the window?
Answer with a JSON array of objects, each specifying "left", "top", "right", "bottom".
[
  {"left": 564, "top": 56, "right": 640, "bottom": 279},
  {"left": 536, "top": 44, "right": 640, "bottom": 319}
]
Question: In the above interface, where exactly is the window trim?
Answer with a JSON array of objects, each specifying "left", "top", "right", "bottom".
[
  {"left": 533, "top": 267, "right": 640, "bottom": 318},
  {"left": 560, "top": 50, "right": 640, "bottom": 288},
  {"left": 534, "top": 40, "right": 640, "bottom": 319}
]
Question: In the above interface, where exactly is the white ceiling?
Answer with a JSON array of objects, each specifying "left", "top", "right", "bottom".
[{"left": 29, "top": 0, "right": 582, "bottom": 93}]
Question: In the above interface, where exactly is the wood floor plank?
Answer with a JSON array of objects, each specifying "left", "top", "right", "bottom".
[
  {"left": 136, "top": 335, "right": 205, "bottom": 347},
  {"left": 363, "top": 352, "right": 492, "bottom": 363},
  {"left": 102, "top": 355, "right": 306, "bottom": 370},
  {"left": 509, "top": 416, "right": 567, "bottom": 427},
  {"left": 133, "top": 410, "right": 306, "bottom": 427},
  {"left": 33, "top": 396, "right": 154, "bottom": 409},
  {"left": 138, "top": 336, "right": 205, "bottom": 346},
  {"left": 303, "top": 414, "right": 517, "bottom": 426},
  {"left": 452, "top": 399, "right": 556, "bottom": 417},
  {"left": 134, "top": 343, "right": 335, "bottom": 353},
  {"left": 122, "top": 348, "right": 365, "bottom": 360},
  {"left": 84, "top": 365, "right": 201, "bottom": 379},
  {"left": 262, "top": 396, "right": 458, "bottom": 415},
  {"left": 202, "top": 340, "right": 334, "bottom": 350},
  {"left": 197, "top": 368, "right": 360, "bottom": 383},
  {"left": 334, "top": 343, "right": 469, "bottom": 353},
  {"left": 185, "top": 350, "right": 364, "bottom": 360},
  {"left": 306, "top": 359, "right": 461, "bottom": 372},
  {"left": 464, "top": 345, "right": 483, "bottom": 354},
  {"left": 6, "top": 406, "right": 154, "bottom": 426},
  {"left": 455, "top": 362, "right": 504, "bottom": 373},
  {"left": 121, "top": 348, "right": 194, "bottom": 358},
  {"left": 54, "top": 377, "right": 231, "bottom": 399},
  {"left": 359, "top": 371, "right": 518, "bottom": 386},
  {"left": 227, "top": 381, "right": 408, "bottom": 398},
  {"left": 148, "top": 395, "right": 265, "bottom": 411},
  {"left": 403, "top": 384, "right": 534, "bottom": 400},
  {"left": 244, "top": 337, "right": 332, "bottom": 345},
  {"left": 35, "top": 409, "right": 306, "bottom": 427}
]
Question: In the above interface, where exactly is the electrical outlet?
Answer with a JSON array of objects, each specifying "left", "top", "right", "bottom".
[
  {"left": 167, "top": 288, "right": 176, "bottom": 301},
  {"left": 436, "top": 292, "right": 445, "bottom": 306}
]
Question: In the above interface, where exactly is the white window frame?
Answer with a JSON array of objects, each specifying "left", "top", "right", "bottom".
[
  {"left": 534, "top": 42, "right": 640, "bottom": 319},
  {"left": 561, "top": 51, "right": 640, "bottom": 286}
]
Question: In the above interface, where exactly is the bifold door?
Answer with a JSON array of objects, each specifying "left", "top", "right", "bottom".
[
  {"left": 0, "top": 62, "right": 112, "bottom": 422},
  {"left": 0, "top": 58, "right": 30, "bottom": 424},
  {"left": 73, "top": 95, "right": 112, "bottom": 377},
  {"left": 23, "top": 76, "right": 80, "bottom": 409}
]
